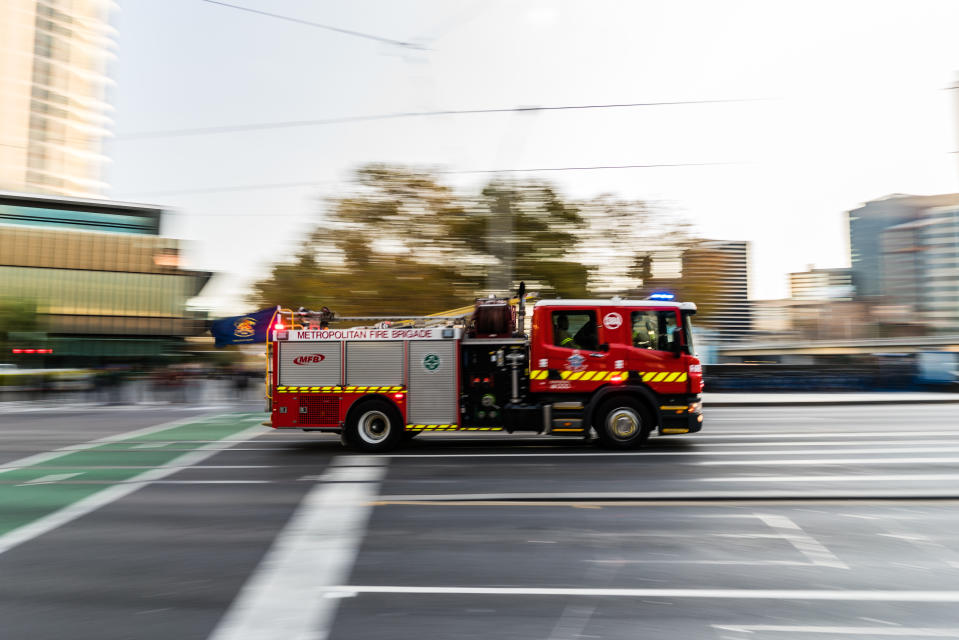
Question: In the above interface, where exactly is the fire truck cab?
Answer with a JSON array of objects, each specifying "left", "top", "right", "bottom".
[{"left": 266, "top": 293, "right": 703, "bottom": 452}]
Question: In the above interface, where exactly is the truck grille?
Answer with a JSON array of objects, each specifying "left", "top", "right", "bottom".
[{"left": 298, "top": 397, "right": 340, "bottom": 425}]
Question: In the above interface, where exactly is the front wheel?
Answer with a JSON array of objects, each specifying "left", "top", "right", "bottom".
[
  {"left": 594, "top": 398, "right": 652, "bottom": 449},
  {"left": 341, "top": 399, "right": 405, "bottom": 452}
]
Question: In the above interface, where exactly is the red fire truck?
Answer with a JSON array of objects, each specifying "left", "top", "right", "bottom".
[{"left": 265, "top": 288, "right": 703, "bottom": 451}]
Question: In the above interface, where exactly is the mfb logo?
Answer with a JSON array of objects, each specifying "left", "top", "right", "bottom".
[{"left": 292, "top": 354, "right": 326, "bottom": 365}]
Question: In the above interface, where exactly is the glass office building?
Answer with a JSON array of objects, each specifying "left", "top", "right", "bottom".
[{"left": 0, "top": 191, "right": 211, "bottom": 362}]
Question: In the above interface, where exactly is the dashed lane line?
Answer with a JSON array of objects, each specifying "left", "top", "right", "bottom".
[{"left": 754, "top": 513, "right": 848, "bottom": 569}]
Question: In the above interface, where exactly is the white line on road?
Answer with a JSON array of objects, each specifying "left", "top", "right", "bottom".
[
  {"left": 325, "top": 585, "right": 959, "bottom": 601},
  {"left": 712, "top": 625, "right": 959, "bottom": 636},
  {"left": 697, "top": 456, "right": 959, "bottom": 466},
  {"left": 704, "top": 474, "right": 959, "bottom": 483},
  {"left": 690, "top": 439, "right": 959, "bottom": 448},
  {"left": 0, "top": 421, "right": 265, "bottom": 557},
  {"left": 754, "top": 513, "right": 848, "bottom": 569},
  {"left": 16, "top": 472, "right": 83, "bottom": 486},
  {"left": 376, "top": 488, "right": 959, "bottom": 501},
  {"left": 207, "top": 456, "right": 387, "bottom": 640},
  {"left": 688, "top": 431, "right": 959, "bottom": 440}
]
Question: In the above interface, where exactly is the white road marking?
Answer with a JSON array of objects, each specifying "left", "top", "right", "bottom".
[
  {"left": 324, "top": 585, "right": 959, "bottom": 601},
  {"left": 754, "top": 513, "right": 847, "bottom": 569},
  {"left": 590, "top": 559, "right": 809, "bottom": 566},
  {"left": 17, "top": 472, "right": 83, "bottom": 486},
  {"left": 207, "top": 456, "right": 386, "bottom": 640},
  {"left": 693, "top": 439, "right": 959, "bottom": 448},
  {"left": 376, "top": 488, "right": 959, "bottom": 501},
  {"left": 316, "top": 466, "right": 385, "bottom": 482},
  {"left": 0, "top": 413, "right": 260, "bottom": 476},
  {"left": 689, "top": 431, "right": 959, "bottom": 440},
  {"left": 547, "top": 605, "right": 596, "bottom": 640},
  {"left": 712, "top": 625, "right": 959, "bottom": 636},
  {"left": 697, "top": 456, "right": 959, "bottom": 466},
  {"left": 704, "top": 474, "right": 959, "bottom": 483},
  {"left": 0, "top": 421, "right": 265, "bottom": 556},
  {"left": 704, "top": 446, "right": 959, "bottom": 455}
]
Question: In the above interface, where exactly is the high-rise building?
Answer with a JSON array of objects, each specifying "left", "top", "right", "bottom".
[
  {"left": 788, "top": 267, "right": 853, "bottom": 301},
  {"left": 1, "top": 191, "right": 211, "bottom": 363},
  {"left": 680, "top": 240, "right": 751, "bottom": 341},
  {"left": 0, "top": 0, "right": 116, "bottom": 197},
  {"left": 847, "top": 194, "right": 959, "bottom": 298},
  {"left": 879, "top": 205, "right": 959, "bottom": 332}
]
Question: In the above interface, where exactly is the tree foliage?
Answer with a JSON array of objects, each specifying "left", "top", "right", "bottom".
[{"left": 248, "top": 164, "right": 702, "bottom": 318}]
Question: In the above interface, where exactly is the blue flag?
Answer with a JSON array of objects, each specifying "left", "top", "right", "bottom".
[{"left": 210, "top": 307, "right": 277, "bottom": 348}]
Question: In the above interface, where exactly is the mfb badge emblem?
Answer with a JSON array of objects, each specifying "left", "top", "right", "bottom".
[
  {"left": 565, "top": 350, "right": 586, "bottom": 372},
  {"left": 603, "top": 312, "right": 623, "bottom": 330},
  {"left": 292, "top": 354, "right": 326, "bottom": 365},
  {"left": 233, "top": 317, "right": 257, "bottom": 338}
]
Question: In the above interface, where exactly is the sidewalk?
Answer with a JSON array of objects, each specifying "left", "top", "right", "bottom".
[{"left": 703, "top": 391, "right": 959, "bottom": 406}]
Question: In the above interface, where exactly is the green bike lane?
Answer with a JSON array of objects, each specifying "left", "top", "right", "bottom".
[{"left": 0, "top": 412, "right": 266, "bottom": 549}]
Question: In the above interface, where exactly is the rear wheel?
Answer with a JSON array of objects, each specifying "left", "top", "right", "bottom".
[
  {"left": 594, "top": 397, "right": 652, "bottom": 449},
  {"left": 341, "top": 398, "right": 405, "bottom": 452}
]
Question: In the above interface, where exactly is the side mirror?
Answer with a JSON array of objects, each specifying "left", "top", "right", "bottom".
[
  {"left": 670, "top": 328, "right": 683, "bottom": 358},
  {"left": 598, "top": 343, "right": 609, "bottom": 352}
]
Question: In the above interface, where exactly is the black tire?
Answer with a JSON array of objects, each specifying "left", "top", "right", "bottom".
[
  {"left": 593, "top": 397, "right": 653, "bottom": 449},
  {"left": 341, "top": 398, "right": 405, "bottom": 453}
]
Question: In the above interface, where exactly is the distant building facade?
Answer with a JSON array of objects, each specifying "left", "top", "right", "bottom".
[
  {"left": 0, "top": 1, "right": 116, "bottom": 197},
  {"left": 681, "top": 240, "right": 751, "bottom": 341},
  {"left": 848, "top": 194, "right": 959, "bottom": 299},
  {"left": 0, "top": 191, "right": 210, "bottom": 363},
  {"left": 848, "top": 194, "right": 959, "bottom": 333},
  {"left": 788, "top": 267, "right": 852, "bottom": 301}
]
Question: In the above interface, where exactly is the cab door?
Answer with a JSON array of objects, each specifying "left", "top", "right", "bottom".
[
  {"left": 533, "top": 307, "right": 613, "bottom": 389},
  {"left": 623, "top": 307, "right": 689, "bottom": 393}
]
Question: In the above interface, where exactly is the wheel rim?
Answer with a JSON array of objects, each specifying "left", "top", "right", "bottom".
[
  {"left": 358, "top": 410, "right": 391, "bottom": 445},
  {"left": 607, "top": 407, "right": 641, "bottom": 440}
]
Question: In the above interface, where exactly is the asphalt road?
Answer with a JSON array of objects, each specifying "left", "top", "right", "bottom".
[{"left": 2, "top": 402, "right": 959, "bottom": 639}]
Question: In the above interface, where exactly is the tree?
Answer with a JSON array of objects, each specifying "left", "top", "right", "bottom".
[
  {"left": 248, "top": 165, "right": 592, "bottom": 314},
  {"left": 0, "top": 298, "right": 38, "bottom": 344}
]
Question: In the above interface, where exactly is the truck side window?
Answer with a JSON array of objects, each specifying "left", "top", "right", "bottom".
[
  {"left": 552, "top": 310, "right": 598, "bottom": 351},
  {"left": 631, "top": 310, "right": 678, "bottom": 351}
]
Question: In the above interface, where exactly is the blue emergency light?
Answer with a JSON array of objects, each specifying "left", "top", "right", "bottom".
[{"left": 648, "top": 291, "right": 676, "bottom": 301}]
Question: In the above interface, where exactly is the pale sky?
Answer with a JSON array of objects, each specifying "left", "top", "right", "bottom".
[{"left": 105, "top": 0, "right": 959, "bottom": 314}]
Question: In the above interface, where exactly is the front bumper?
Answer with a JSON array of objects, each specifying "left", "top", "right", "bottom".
[{"left": 657, "top": 396, "right": 703, "bottom": 434}]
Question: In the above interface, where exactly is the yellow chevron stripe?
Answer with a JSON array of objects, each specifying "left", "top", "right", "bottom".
[
  {"left": 652, "top": 372, "right": 669, "bottom": 382},
  {"left": 678, "top": 372, "right": 688, "bottom": 382},
  {"left": 664, "top": 372, "right": 680, "bottom": 383},
  {"left": 568, "top": 371, "right": 584, "bottom": 380},
  {"left": 580, "top": 371, "right": 596, "bottom": 381},
  {"left": 559, "top": 371, "right": 571, "bottom": 379},
  {"left": 641, "top": 372, "right": 656, "bottom": 382}
]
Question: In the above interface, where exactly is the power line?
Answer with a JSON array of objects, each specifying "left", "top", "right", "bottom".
[
  {"left": 115, "top": 97, "right": 765, "bottom": 141},
  {"left": 114, "top": 161, "right": 737, "bottom": 198},
  {"left": 442, "top": 161, "right": 738, "bottom": 174},
  {"left": 198, "top": 0, "right": 422, "bottom": 49}
]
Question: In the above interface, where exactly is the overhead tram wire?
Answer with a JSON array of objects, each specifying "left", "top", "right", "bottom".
[
  {"left": 197, "top": 0, "right": 422, "bottom": 49},
  {"left": 114, "top": 98, "right": 766, "bottom": 141},
  {"left": 114, "top": 161, "right": 739, "bottom": 200}
]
